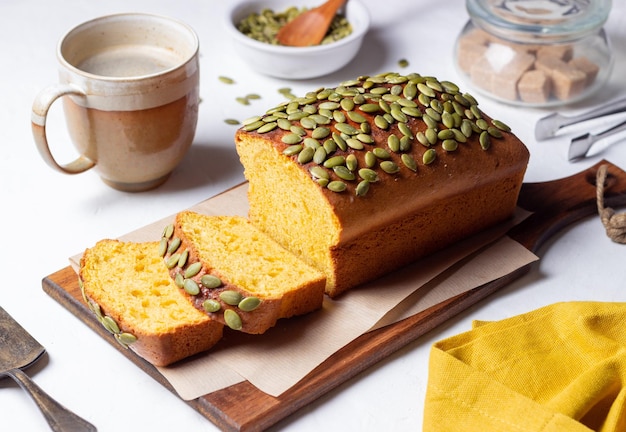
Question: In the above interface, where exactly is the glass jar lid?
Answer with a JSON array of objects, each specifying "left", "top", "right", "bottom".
[{"left": 467, "top": 0, "right": 612, "bottom": 43}]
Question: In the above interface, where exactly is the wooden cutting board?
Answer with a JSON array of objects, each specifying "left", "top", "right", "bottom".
[{"left": 42, "top": 160, "right": 626, "bottom": 432}]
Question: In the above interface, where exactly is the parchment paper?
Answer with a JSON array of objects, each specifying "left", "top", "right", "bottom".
[{"left": 71, "top": 183, "right": 538, "bottom": 399}]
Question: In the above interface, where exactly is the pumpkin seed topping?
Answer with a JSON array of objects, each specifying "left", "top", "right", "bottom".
[{"left": 243, "top": 72, "right": 513, "bottom": 196}]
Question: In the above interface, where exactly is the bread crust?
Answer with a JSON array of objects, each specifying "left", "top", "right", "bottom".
[{"left": 235, "top": 73, "right": 530, "bottom": 297}]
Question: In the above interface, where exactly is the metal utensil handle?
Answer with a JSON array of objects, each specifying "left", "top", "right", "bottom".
[
  {"left": 6, "top": 368, "right": 96, "bottom": 432},
  {"left": 594, "top": 118, "right": 626, "bottom": 139},
  {"left": 563, "top": 96, "right": 626, "bottom": 129}
]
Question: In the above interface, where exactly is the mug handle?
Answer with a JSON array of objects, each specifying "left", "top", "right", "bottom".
[{"left": 31, "top": 84, "right": 96, "bottom": 174}]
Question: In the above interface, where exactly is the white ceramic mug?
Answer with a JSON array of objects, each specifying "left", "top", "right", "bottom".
[{"left": 31, "top": 13, "right": 200, "bottom": 192}]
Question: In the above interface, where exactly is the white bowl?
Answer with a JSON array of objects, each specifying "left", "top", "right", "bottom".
[{"left": 224, "top": 0, "right": 370, "bottom": 79}]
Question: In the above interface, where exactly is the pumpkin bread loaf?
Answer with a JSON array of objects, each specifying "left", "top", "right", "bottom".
[
  {"left": 235, "top": 72, "right": 530, "bottom": 297},
  {"left": 79, "top": 240, "right": 223, "bottom": 367},
  {"left": 160, "top": 212, "right": 326, "bottom": 334}
]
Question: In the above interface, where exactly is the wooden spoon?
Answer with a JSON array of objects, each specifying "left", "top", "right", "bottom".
[{"left": 276, "top": 0, "right": 348, "bottom": 47}]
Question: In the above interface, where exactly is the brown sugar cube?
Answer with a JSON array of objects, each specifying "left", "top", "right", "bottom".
[
  {"left": 469, "top": 55, "right": 496, "bottom": 94},
  {"left": 491, "top": 51, "right": 536, "bottom": 101},
  {"left": 458, "top": 43, "right": 488, "bottom": 73},
  {"left": 518, "top": 69, "right": 552, "bottom": 103},
  {"left": 535, "top": 56, "right": 587, "bottom": 100},
  {"left": 569, "top": 56, "right": 600, "bottom": 85},
  {"left": 536, "top": 44, "right": 574, "bottom": 62}
]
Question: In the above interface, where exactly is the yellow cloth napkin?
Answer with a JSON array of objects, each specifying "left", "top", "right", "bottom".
[{"left": 424, "top": 302, "right": 626, "bottom": 432}]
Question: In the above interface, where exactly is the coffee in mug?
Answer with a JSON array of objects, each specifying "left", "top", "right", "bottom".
[{"left": 31, "top": 13, "right": 200, "bottom": 192}]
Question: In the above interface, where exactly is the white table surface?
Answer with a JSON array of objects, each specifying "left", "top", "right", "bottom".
[{"left": 1, "top": 1, "right": 625, "bottom": 431}]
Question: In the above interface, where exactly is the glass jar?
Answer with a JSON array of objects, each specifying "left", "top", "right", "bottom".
[{"left": 454, "top": 0, "right": 613, "bottom": 107}]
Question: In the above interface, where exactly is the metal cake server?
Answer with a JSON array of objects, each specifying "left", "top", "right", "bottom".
[
  {"left": 568, "top": 118, "right": 626, "bottom": 161},
  {"left": 0, "top": 306, "right": 96, "bottom": 432},
  {"left": 535, "top": 95, "right": 626, "bottom": 141}
]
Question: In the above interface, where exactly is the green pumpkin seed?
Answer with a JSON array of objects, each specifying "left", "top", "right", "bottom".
[
  {"left": 116, "top": 333, "right": 137, "bottom": 346},
  {"left": 454, "top": 93, "right": 470, "bottom": 107},
  {"left": 167, "top": 237, "right": 181, "bottom": 255},
  {"left": 310, "top": 165, "right": 330, "bottom": 180},
  {"left": 425, "top": 128, "right": 438, "bottom": 145},
  {"left": 333, "top": 110, "right": 346, "bottom": 123},
  {"left": 438, "top": 129, "right": 455, "bottom": 140},
  {"left": 202, "top": 299, "right": 221, "bottom": 313},
  {"left": 224, "top": 309, "right": 243, "bottom": 331},
  {"left": 461, "top": 120, "right": 474, "bottom": 138},
  {"left": 238, "top": 296, "right": 262, "bottom": 312},
  {"left": 479, "top": 131, "right": 491, "bottom": 150},
  {"left": 403, "top": 81, "right": 417, "bottom": 99},
  {"left": 355, "top": 180, "right": 370, "bottom": 197},
  {"left": 359, "top": 103, "right": 381, "bottom": 114},
  {"left": 425, "top": 108, "right": 441, "bottom": 122},
  {"left": 312, "top": 127, "right": 331, "bottom": 140},
  {"left": 401, "top": 154, "right": 417, "bottom": 172},
  {"left": 220, "top": 290, "right": 243, "bottom": 306},
  {"left": 166, "top": 253, "right": 180, "bottom": 269},
  {"left": 277, "top": 118, "right": 292, "bottom": 130},
  {"left": 324, "top": 155, "right": 346, "bottom": 168},
  {"left": 346, "top": 138, "right": 364, "bottom": 150},
  {"left": 257, "top": 122, "right": 277, "bottom": 133},
  {"left": 177, "top": 250, "right": 189, "bottom": 268},
  {"left": 380, "top": 160, "right": 400, "bottom": 174},
  {"left": 451, "top": 128, "right": 467, "bottom": 143},
  {"left": 340, "top": 98, "right": 355, "bottom": 111},
  {"left": 388, "top": 134, "right": 401, "bottom": 152},
  {"left": 102, "top": 315, "right": 120, "bottom": 334},
  {"left": 335, "top": 122, "right": 359, "bottom": 135},
  {"left": 441, "top": 80, "right": 460, "bottom": 93},
  {"left": 175, "top": 273, "right": 184, "bottom": 288},
  {"left": 283, "top": 144, "right": 303, "bottom": 156},
  {"left": 158, "top": 237, "right": 168, "bottom": 257},
  {"left": 303, "top": 137, "right": 321, "bottom": 149},
  {"left": 373, "top": 147, "right": 391, "bottom": 159},
  {"left": 346, "top": 154, "right": 358, "bottom": 171},
  {"left": 334, "top": 165, "right": 356, "bottom": 181},
  {"left": 374, "top": 115, "right": 389, "bottom": 130},
  {"left": 184, "top": 279, "right": 200, "bottom": 296},
  {"left": 282, "top": 133, "right": 303, "bottom": 145},
  {"left": 391, "top": 108, "right": 408, "bottom": 123},
  {"left": 416, "top": 131, "right": 429, "bottom": 147},
  {"left": 327, "top": 180, "right": 347, "bottom": 192},
  {"left": 162, "top": 224, "right": 174, "bottom": 239},
  {"left": 313, "top": 146, "right": 327, "bottom": 165},
  {"left": 423, "top": 148, "right": 437, "bottom": 164},
  {"left": 184, "top": 262, "right": 202, "bottom": 278},
  {"left": 487, "top": 126, "right": 503, "bottom": 138},
  {"left": 442, "top": 139, "right": 458, "bottom": 151},
  {"left": 492, "top": 119, "right": 511, "bottom": 132},
  {"left": 323, "top": 139, "right": 337, "bottom": 154},
  {"left": 332, "top": 133, "right": 348, "bottom": 151},
  {"left": 358, "top": 168, "right": 379, "bottom": 182},
  {"left": 442, "top": 112, "right": 455, "bottom": 129},
  {"left": 400, "top": 135, "right": 412, "bottom": 152},
  {"left": 297, "top": 146, "right": 315, "bottom": 164},
  {"left": 423, "top": 114, "right": 438, "bottom": 130},
  {"left": 476, "top": 118, "right": 489, "bottom": 130},
  {"left": 218, "top": 76, "right": 235, "bottom": 84},
  {"left": 346, "top": 111, "right": 367, "bottom": 123},
  {"left": 417, "top": 82, "right": 436, "bottom": 98},
  {"left": 398, "top": 122, "right": 413, "bottom": 138},
  {"left": 201, "top": 274, "right": 222, "bottom": 289},
  {"left": 319, "top": 101, "right": 340, "bottom": 110},
  {"left": 365, "top": 151, "right": 376, "bottom": 168}
]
